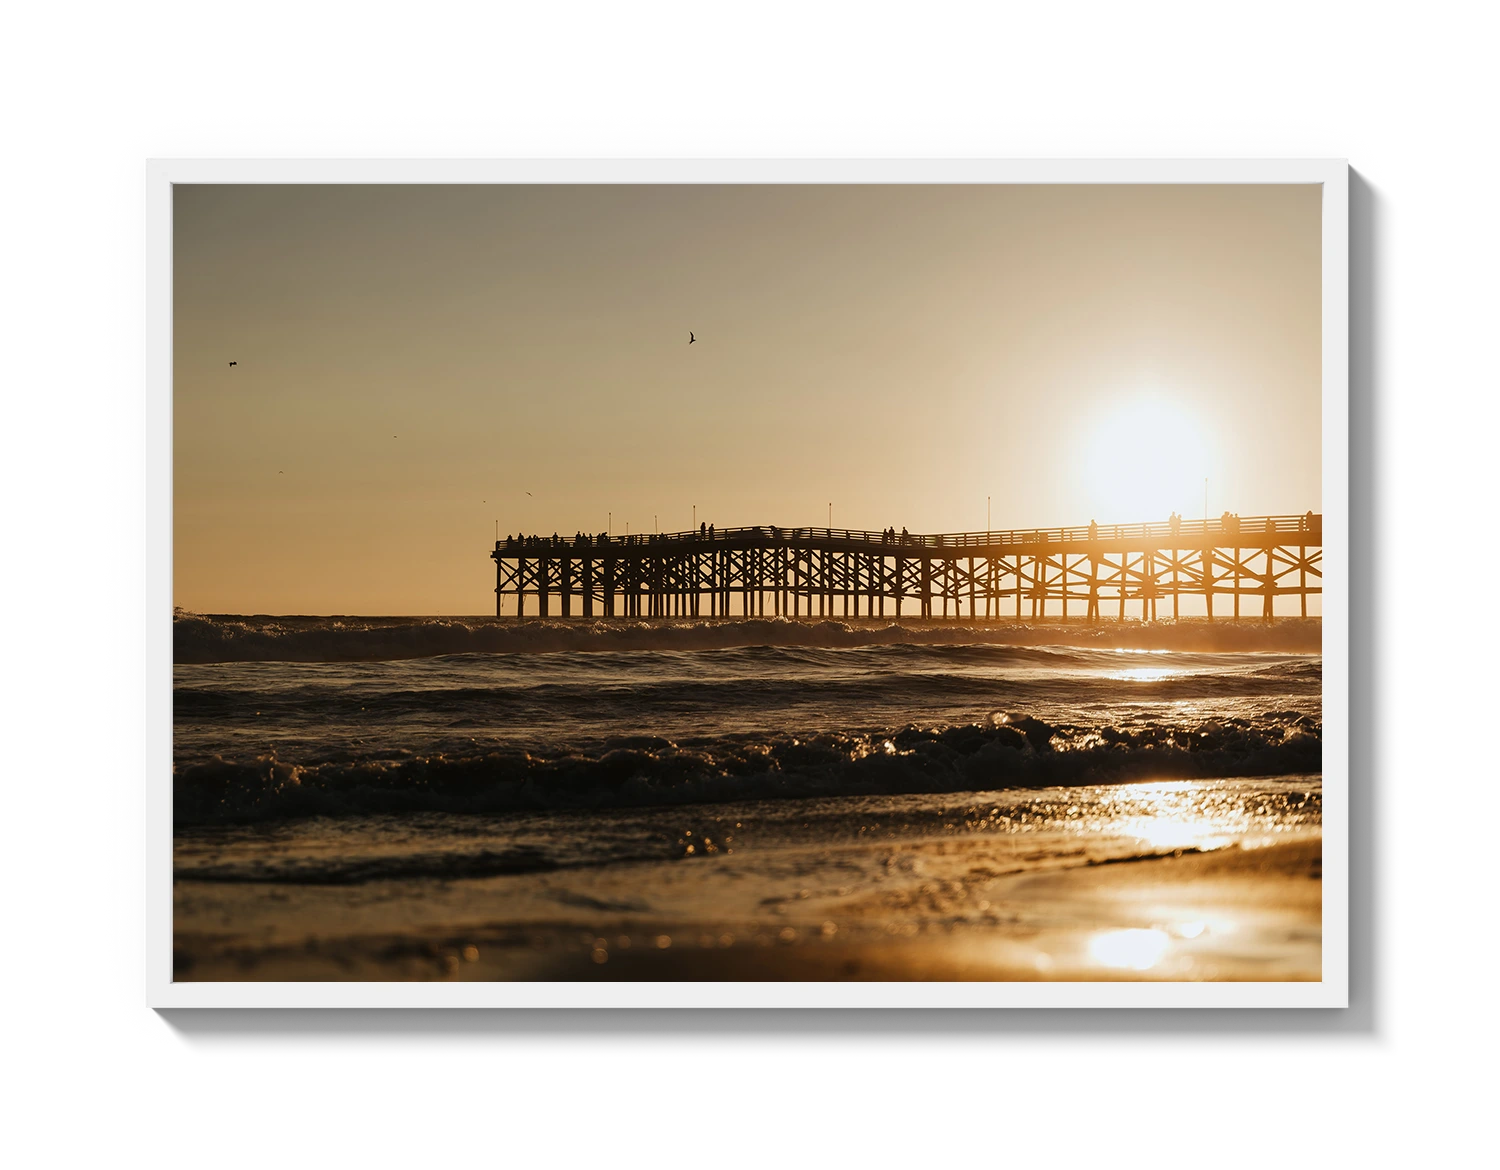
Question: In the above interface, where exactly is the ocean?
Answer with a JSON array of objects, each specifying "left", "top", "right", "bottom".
[{"left": 172, "top": 614, "right": 1322, "bottom": 980}]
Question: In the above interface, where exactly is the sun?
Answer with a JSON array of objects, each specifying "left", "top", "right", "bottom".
[{"left": 1078, "top": 392, "right": 1216, "bottom": 524}]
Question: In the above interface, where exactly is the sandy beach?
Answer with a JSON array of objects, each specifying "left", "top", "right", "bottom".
[{"left": 174, "top": 782, "right": 1320, "bottom": 982}]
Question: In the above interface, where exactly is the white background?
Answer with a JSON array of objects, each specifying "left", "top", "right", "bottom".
[{"left": 1, "top": 2, "right": 1494, "bottom": 1166}]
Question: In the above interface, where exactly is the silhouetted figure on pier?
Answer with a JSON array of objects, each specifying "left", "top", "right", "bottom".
[{"left": 1169, "top": 512, "right": 1181, "bottom": 538}]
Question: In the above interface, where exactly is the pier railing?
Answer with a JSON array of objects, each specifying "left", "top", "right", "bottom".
[{"left": 499, "top": 514, "right": 1322, "bottom": 552}]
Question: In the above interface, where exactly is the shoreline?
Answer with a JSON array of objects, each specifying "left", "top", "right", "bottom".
[{"left": 174, "top": 834, "right": 1321, "bottom": 983}]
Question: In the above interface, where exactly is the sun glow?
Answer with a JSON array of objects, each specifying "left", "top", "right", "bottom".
[{"left": 1080, "top": 393, "right": 1215, "bottom": 524}]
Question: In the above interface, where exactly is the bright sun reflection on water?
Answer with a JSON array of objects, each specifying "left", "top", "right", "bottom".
[
  {"left": 1089, "top": 929, "right": 1171, "bottom": 970},
  {"left": 1095, "top": 780, "right": 1249, "bottom": 852},
  {"left": 1106, "top": 667, "right": 1182, "bottom": 682},
  {"left": 1120, "top": 818, "right": 1225, "bottom": 850}
]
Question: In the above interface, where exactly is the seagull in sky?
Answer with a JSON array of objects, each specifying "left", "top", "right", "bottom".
[
  {"left": 526, "top": 491, "right": 533, "bottom": 497},
  {"left": 228, "top": 361, "right": 237, "bottom": 367},
  {"left": 689, "top": 332, "right": 695, "bottom": 345}
]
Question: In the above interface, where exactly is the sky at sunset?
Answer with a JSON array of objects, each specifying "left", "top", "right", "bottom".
[{"left": 174, "top": 183, "right": 1321, "bottom": 614}]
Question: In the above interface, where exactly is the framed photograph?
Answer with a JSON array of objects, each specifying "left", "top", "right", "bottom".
[{"left": 150, "top": 159, "right": 1347, "bottom": 1008}]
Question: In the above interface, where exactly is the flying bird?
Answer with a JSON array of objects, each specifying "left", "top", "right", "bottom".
[
  {"left": 689, "top": 332, "right": 695, "bottom": 345},
  {"left": 526, "top": 491, "right": 533, "bottom": 497},
  {"left": 228, "top": 361, "right": 237, "bottom": 367}
]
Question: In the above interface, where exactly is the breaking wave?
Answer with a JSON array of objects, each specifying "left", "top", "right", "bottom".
[
  {"left": 175, "top": 612, "right": 1323, "bottom": 664},
  {"left": 174, "top": 711, "right": 1321, "bottom": 826}
]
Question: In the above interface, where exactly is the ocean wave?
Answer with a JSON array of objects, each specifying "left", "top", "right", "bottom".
[
  {"left": 175, "top": 612, "right": 1323, "bottom": 664},
  {"left": 172, "top": 663, "right": 1321, "bottom": 729},
  {"left": 174, "top": 712, "right": 1321, "bottom": 826}
]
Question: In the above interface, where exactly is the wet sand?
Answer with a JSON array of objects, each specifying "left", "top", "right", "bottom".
[{"left": 174, "top": 834, "right": 1320, "bottom": 983}]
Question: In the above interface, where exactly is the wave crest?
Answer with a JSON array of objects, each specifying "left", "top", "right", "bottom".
[
  {"left": 175, "top": 613, "right": 1322, "bottom": 664},
  {"left": 174, "top": 713, "right": 1321, "bottom": 825}
]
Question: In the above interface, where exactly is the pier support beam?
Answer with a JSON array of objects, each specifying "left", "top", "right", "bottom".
[{"left": 1204, "top": 545, "right": 1214, "bottom": 620}]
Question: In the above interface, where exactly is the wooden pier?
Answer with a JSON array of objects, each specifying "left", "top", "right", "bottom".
[{"left": 491, "top": 514, "right": 1322, "bottom": 622}]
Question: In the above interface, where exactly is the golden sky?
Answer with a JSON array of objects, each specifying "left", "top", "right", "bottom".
[{"left": 174, "top": 184, "right": 1320, "bottom": 615}]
